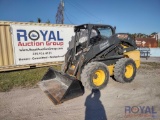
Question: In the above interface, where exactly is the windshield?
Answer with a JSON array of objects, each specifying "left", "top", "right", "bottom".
[{"left": 98, "top": 27, "right": 113, "bottom": 38}]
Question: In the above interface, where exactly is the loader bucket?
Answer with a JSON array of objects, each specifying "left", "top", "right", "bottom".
[{"left": 38, "top": 67, "right": 84, "bottom": 105}]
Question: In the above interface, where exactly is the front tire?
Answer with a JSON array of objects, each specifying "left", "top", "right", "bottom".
[
  {"left": 114, "top": 58, "right": 136, "bottom": 83},
  {"left": 81, "top": 62, "right": 109, "bottom": 90}
]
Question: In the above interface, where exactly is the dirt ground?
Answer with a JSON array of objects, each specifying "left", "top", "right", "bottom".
[{"left": 0, "top": 59, "right": 160, "bottom": 120}]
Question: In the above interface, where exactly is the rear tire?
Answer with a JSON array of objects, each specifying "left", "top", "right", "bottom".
[
  {"left": 81, "top": 62, "right": 109, "bottom": 90},
  {"left": 114, "top": 58, "right": 136, "bottom": 83}
]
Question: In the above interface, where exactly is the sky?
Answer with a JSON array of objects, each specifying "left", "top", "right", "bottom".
[{"left": 0, "top": 0, "right": 160, "bottom": 34}]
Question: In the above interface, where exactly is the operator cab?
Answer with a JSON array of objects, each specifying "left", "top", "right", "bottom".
[
  {"left": 73, "top": 24, "right": 115, "bottom": 57},
  {"left": 74, "top": 24, "right": 115, "bottom": 48}
]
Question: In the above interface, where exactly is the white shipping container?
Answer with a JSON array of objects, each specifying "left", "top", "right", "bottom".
[{"left": 0, "top": 21, "right": 75, "bottom": 71}]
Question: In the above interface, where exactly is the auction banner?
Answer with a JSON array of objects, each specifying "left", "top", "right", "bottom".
[{"left": 11, "top": 25, "right": 74, "bottom": 65}]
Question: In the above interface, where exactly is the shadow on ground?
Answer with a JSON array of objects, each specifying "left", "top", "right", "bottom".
[{"left": 85, "top": 89, "right": 107, "bottom": 120}]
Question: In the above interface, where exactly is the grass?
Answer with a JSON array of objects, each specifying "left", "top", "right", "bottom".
[
  {"left": 1, "top": 62, "right": 160, "bottom": 92},
  {"left": 0, "top": 65, "right": 61, "bottom": 92}
]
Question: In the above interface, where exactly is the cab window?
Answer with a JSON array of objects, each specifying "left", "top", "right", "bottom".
[{"left": 98, "top": 27, "right": 113, "bottom": 38}]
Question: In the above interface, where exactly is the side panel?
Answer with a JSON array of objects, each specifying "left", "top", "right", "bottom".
[
  {"left": 107, "top": 65, "right": 114, "bottom": 76},
  {"left": 124, "top": 50, "right": 140, "bottom": 68}
]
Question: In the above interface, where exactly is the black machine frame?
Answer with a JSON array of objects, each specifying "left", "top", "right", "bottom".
[{"left": 64, "top": 24, "right": 137, "bottom": 79}]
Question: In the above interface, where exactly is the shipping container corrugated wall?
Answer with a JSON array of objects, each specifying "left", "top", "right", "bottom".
[
  {"left": 0, "top": 21, "right": 74, "bottom": 72},
  {"left": 0, "top": 21, "right": 14, "bottom": 66}
]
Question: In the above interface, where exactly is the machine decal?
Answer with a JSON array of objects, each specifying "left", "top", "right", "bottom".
[{"left": 99, "top": 41, "right": 109, "bottom": 51}]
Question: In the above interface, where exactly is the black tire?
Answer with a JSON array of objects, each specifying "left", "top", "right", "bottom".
[
  {"left": 114, "top": 58, "right": 136, "bottom": 83},
  {"left": 81, "top": 62, "right": 109, "bottom": 90}
]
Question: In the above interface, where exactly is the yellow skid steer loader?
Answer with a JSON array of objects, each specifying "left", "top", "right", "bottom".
[{"left": 38, "top": 24, "right": 140, "bottom": 105}]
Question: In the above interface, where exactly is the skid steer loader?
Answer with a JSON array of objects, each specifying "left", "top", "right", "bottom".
[{"left": 39, "top": 24, "right": 140, "bottom": 105}]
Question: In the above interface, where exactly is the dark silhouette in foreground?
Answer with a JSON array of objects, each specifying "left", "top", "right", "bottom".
[{"left": 85, "top": 89, "right": 107, "bottom": 120}]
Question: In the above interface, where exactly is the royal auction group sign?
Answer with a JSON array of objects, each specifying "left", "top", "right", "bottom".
[{"left": 11, "top": 24, "right": 74, "bottom": 65}]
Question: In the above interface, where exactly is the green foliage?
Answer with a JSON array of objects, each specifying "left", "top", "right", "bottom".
[
  {"left": 0, "top": 65, "right": 61, "bottom": 92},
  {"left": 46, "top": 19, "right": 51, "bottom": 24},
  {"left": 37, "top": 18, "right": 41, "bottom": 23},
  {"left": 151, "top": 32, "right": 157, "bottom": 35}
]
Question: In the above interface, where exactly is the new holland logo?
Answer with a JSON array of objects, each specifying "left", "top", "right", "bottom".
[{"left": 99, "top": 41, "right": 109, "bottom": 51}]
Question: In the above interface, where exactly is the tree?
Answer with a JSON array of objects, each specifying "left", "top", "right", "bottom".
[
  {"left": 37, "top": 18, "right": 41, "bottom": 23},
  {"left": 29, "top": 20, "right": 34, "bottom": 22},
  {"left": 151, "top": 32, "right": 157, "bottom": 35},
  {"left": 46, "top": 19, "right": 51, "bottom": 24}
]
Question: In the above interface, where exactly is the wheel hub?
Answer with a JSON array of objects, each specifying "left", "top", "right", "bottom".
[
  {"left": 125, "top": 64, "right": 134, "bottom": 78},
  {"left": 92, "top": 69, "right": 105, "bottom": 86}
]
